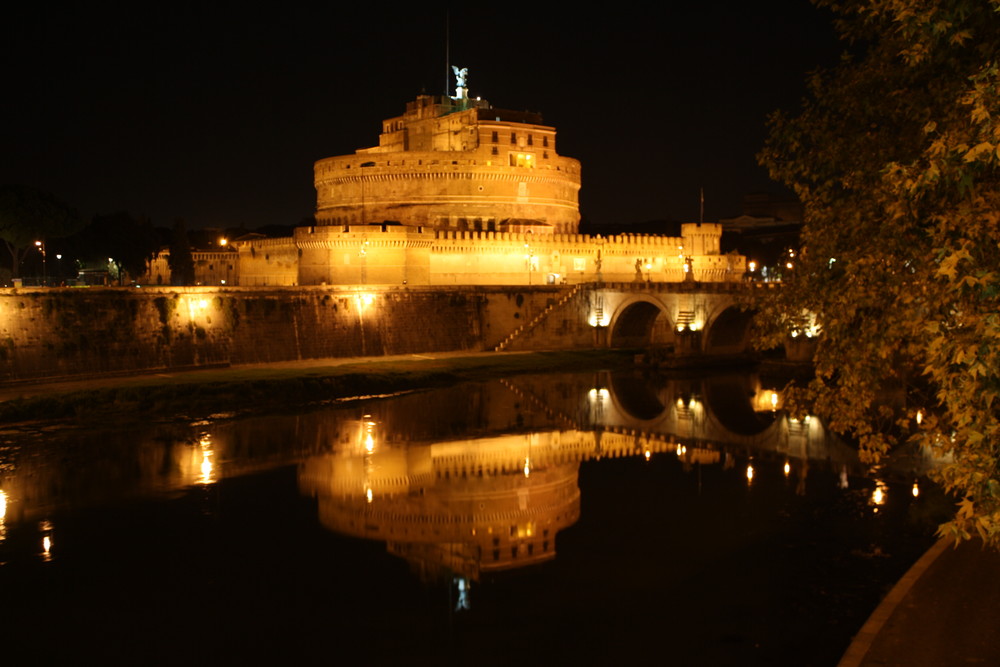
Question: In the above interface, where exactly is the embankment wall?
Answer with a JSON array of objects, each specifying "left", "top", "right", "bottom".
[{"left": 0, "top": 285, "right": 589, "bottom": 383}]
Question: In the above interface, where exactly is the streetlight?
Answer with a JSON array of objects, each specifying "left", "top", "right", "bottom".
[
  {"left": 645, "top": 259, "right": 652, "bottom": 284},
  {"left": 34, "top": 241, "right": 47, "bottom": 286}
]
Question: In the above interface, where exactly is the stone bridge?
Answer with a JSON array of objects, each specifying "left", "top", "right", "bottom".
[{"left": 498, "top": 281, "right": 776, "bottom": 355}]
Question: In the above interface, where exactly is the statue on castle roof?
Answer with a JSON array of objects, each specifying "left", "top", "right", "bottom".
[{"left": 452, "top": 66, "right": 468, "bottom": 92}]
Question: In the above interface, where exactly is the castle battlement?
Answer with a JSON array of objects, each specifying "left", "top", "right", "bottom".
[{"left": 229, "top": 220, "right": 743, "bottom": 288}]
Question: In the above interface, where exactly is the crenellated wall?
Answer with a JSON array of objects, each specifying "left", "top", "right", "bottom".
[
  {"left": 229, "top": 221, "right": 744, "bottom": 288},
  {"left": 141, "top": 223, "right": 743, "bottom": 289}
]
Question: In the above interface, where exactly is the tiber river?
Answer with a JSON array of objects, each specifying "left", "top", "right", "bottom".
[{"left": 0, "top": 370, "right": 941, "bottom": 665}]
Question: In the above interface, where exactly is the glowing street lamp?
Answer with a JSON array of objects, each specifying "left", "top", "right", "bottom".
[{"left": 35, "top": 240, "right": 47, "bottom": 286}]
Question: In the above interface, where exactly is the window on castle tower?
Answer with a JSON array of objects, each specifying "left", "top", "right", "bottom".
[
  {"left": 527, "top": 135, "right": 533, "bottom": 146},
  {"left": 510, "top": 153, "right": 534, "bottom": 168},
  {"left": 510, "top": 132, "right": 516, "bottom": 144},
  {"left": 491, "top": 131, "right": 498, "bottom": 142},
  {"left": 543, "top": 136, "right": 549, "bottom": 147}
]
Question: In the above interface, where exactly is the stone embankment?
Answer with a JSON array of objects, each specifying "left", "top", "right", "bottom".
[{"left": 0, "top": 285, "right": 600, "bottom": 383}]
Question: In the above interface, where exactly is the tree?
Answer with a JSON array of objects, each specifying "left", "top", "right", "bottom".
[
  {"left": 168, "top": 219, "right": 195, "bottom": 285},
  {"left": 754, "top": 0, "right": 1000, "bottom": 546},
  {"left": 73, "top": 212, "right": 161, "bottom": 285},
  {"left": 0, "top": 185, "right": 82, "bottom": 278}
]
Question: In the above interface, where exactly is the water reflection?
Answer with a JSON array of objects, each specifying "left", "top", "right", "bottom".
[
  {"left": 0, "top": 371, "right": 927, "bottom": 573},
  {"left": 0, "top": 370, "right": 943, "bottom": 664},
  {"left": 292, "top": 371, "right": 868, "bottom": 585},
  {"left": 0, "top": 489, "right": 6, "bottom": 544}
]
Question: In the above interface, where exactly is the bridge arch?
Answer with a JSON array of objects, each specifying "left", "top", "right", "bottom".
[
  {"left": 607, "top": 296, "right": 674, "bottom": 348},
  {"left": 703, "top": 305, "right": 755, "bottom": 355},
  {"left": 608, "top": 373, "right": 667, "bottom": 422}
]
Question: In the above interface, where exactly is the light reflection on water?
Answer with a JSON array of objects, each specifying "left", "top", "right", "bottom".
[{"left": 0, "top": 371, "right": 942, "bottom": 664}]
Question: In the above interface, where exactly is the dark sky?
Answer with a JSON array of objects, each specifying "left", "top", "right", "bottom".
[{"left": 4, "top": 3, "right": 841, "bottom": 230}]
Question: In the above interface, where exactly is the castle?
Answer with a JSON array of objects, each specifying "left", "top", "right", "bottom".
[{"left": 145, "top": 70, "right": 744, "bottom": 287}]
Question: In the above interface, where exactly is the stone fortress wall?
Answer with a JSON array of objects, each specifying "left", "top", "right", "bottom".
[
  {"left": 236, "top": 222, "right": 742, "bottom": 287},
  {"left": 0, "top": 285, "right": 577, "bottom": 382}
]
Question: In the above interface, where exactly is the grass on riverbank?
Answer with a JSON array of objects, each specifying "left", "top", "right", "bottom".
[{"left": 0, "top": 350, "right": 637, "bottom": 425}]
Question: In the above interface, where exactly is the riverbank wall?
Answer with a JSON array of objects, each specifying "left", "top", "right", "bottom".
[{"left": 0, "top": 285, "right": 599, "bottom": 383}]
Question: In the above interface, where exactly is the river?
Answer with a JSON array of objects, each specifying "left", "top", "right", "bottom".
[{"left": 0, "top": 369, "right": 941, "bottom": 665}]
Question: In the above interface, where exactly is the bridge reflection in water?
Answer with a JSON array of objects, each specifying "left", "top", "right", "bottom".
[{"left": 296, "top": 371, "right": 860, "bottom": 585}]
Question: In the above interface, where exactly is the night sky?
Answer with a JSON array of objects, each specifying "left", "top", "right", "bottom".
[{"left": 4, "top": 3, "right": 841, "bottom": 231}]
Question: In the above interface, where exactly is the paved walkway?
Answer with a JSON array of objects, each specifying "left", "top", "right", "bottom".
[
  {"left": 0, "top": 351, "right": 525, "bottom": 404},
  {"left": 839, "top": 536, "right": 1000, "bottom": 666}
]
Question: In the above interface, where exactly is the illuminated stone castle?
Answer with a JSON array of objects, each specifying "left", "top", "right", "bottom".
[
  {"left": 314, "top": 68, "right": 581, "bottom": 235},
  {"left": 145, "top": 70, "right": 745, "bottom": 287}
]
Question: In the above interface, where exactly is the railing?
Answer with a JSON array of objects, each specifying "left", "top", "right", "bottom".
[{"left": 494, "top": 284, "right": 582, "bottom": 352}]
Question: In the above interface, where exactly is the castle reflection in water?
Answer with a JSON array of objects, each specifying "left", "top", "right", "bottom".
[
  {"left": 1, "top": 371, "right": 889, "bottom": 583},
  {"left": 298, "top": 372, "right": 858, "bottom": 584}
]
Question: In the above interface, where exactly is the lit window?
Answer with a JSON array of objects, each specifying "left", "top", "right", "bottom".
[{"left": 509, "top": 153, "right": 535, "bottom": 168}]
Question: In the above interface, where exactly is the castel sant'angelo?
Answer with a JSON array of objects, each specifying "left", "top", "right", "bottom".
[
  {"left": 158, "top": 69, "right": 744, "bottom": 287},
  {"left": 314, "top": 66, "right": 582, "bottom": 235}
]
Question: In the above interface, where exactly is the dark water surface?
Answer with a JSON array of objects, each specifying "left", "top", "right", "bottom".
[{"left": 0, "top": 371, "right": 940, "bottom": 665}]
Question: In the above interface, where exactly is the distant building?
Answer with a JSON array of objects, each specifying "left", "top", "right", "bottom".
[
  {"left": 142, "top": 234, "right": 239, "bottom": 286},
  {"left": 720, "top": 193, "right": 803, "bottom": 282}
]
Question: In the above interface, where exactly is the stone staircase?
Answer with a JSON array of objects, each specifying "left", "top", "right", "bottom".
[
  {"left": 498, "top": 378, "right": 580, "bottom": 432},
  {"left": 494, "top": 285, "right": 583, "bottom": 352},
  {"left": 675, "top": 310, "right": 695, "bottom": 330}
]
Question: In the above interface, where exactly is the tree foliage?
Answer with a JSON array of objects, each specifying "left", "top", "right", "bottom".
[
  {"left": 73, "top": 211, "right": 160, "bottom": 284},
  {"left": 0, "top": 185, "right": 82, "bottom": 278},
  {"left": 755, "top": 0, "right": 1000, "bottom": 546},
  {"left": 168, "top": 219, "right": 195, "bottom": 286}
]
